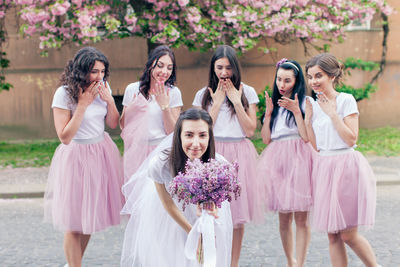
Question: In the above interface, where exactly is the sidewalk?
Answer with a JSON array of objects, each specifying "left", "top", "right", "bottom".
[{"left": 0, "top": 156, "right": 399, "bottom": 199}]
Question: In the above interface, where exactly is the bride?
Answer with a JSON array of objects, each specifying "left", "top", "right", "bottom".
[{"left": 120, "top": 108, "right": 233, "bottom": 267}]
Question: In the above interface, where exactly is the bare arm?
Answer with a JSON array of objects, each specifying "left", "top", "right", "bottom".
[
  {"left": 154, "top": 182, "right": 192, "bottom": 233},
  {"left": 278, "top": 94, "right": 309, "bottom": 142},
  {"left": 318, "top": 93, "right": 358, "bottom": 147},
  {"left": 206, "top": 83, "right": 226, "bottom": 125},
  {"left": 260, "top": 91, "right": 273, "bottom": 144},
  {"left": 161, "top": 106, "right": 181, "bottom": 134},
  {"left": 153, "top": 82, "right": 182, "bottom": 134},
  {"left": 97, "top": 82, "right": 119, "bottom": 129},
  {"left": 54, "top": 84, "right": 98, "bottom": 145},
  {"left": 304, "top": 98, "right": 317, "bottom": 151},
  {"left": 119, "top": 106, "right": 127, "bottom": 129},
  {"left": 226, "top": 83, "right": 257, "bottom": 137},
  {"left": 330, "top": 113, "right": 359, "bottom": 147}
]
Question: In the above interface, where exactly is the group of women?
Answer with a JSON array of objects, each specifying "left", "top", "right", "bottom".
[{"left": 44, "top": 44, "right": 378, "bottom": 267}]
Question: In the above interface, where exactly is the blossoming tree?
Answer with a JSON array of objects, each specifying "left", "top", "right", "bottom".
[{"left": 0, "top": 0, "right": 394, "bottom": 92}]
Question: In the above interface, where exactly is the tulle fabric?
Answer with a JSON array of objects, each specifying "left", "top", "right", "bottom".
[
  {"left": 44, "top": 133, "right": 124, "bottom": 234},
  {"left": 257, "top": 138, "right": 313, "bottom": 212},
  {"left": 120, "top": 135, "right": 232, "bottom": 267},
  {"left": 215, "top": 138, "right": 264, "bottom": 226},
  {"left": 121, "top": 94, "right": 150, "bottom": 183},
  {"left": 311, "top": 150, "right": 376, "bottom": 233}
]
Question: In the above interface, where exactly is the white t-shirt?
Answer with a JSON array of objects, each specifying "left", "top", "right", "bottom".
[
  {"left": 52, "top": 86, "right": 110, "bottom": 140},
  {"left": 270, "top": 99, "right": 306, "bottom": 140},
  {"left": 192, "top": 83, "right": 259, "bottom": 138},
  {"left": 310, "top": 93, "right": 359, "bottom": 151},
  {"left": 122, "top": 82, "right": 183, "bottom": 141}
]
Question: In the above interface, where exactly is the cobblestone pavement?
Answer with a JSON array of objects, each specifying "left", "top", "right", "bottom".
[{"left": 0, "top": 185, "right": 399, "bottom": 267}]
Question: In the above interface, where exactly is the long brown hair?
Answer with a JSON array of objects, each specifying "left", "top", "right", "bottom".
[
  {"left": 139, "top": 45, "right": 177, "bottom": 100},
  {"left": 169, "top": 108, "right": 215, "bottom": 176},
  {"left": 201, "top": 45, "right": 249, "bottom": 115}
]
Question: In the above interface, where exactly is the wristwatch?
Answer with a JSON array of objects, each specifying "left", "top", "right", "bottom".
[{"left": 161, "top": 104, "right": 169, "bottom": 110}]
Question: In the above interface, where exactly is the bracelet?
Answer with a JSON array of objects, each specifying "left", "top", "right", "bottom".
[{"left": 161, "top": 104, "right": 169, "bottom": 110}]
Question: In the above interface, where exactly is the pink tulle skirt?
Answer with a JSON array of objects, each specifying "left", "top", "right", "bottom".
[
  {"left": 311, "top": 149, "right": 376, "bottom": 233},
  {"left": 258, "top": 138, "right": 313, "bottom": 213},
  {"left": 121, "top": 94, "right": 150, "bottom": 183},
  {"left": 44, "top": 132, "right": 124, "bottom": 234},
  {"left": 215, "top": 138, "right": 264, "bottom": 227}
]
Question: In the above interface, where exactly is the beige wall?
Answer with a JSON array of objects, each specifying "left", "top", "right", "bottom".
[{"left": 0, "top": 1, "right": 399, "bottom": 139}]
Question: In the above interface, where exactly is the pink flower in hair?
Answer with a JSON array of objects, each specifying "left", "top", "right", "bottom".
[{"left": 276, "top": 58, "right": 288, "bottom": 68}]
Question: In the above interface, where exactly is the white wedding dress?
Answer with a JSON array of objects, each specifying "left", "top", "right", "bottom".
[{"left": 120, "top": 135, "right": 233, "bottom": 267}]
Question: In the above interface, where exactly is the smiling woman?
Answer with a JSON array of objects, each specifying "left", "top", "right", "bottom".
[
  {"left": 119, "top": 45, "right": 183, "bottom": 183},
  {"left": 180, "top": 119, "right": 210, "bottom": 160},
  {"left": 120, "top": 108, "right": 232, "bottom": 267},
  {"left": 305, "top": 53, "right": 378, "bottom": 267}
]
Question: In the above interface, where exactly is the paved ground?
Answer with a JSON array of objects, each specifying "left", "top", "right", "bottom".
[{"left": 0, "top": 185, "right": 399, "bottom": 267}]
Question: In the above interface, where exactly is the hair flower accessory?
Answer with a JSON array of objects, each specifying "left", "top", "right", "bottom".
[
  {"left": 276, "top": 58, "right": 299, "bottom": 72},
  {"left": 276, "top": 58, "right": 288, "bottom": 68}
]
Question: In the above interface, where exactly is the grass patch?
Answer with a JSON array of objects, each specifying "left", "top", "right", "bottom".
[
  {"left": 356, "top": 127, "right": 400, "bottom": 156},
  {"left": 0, "top": 127, "right": 399, "bottom": 168},
  {"left": 250, "top": 127, "right": 400, "bottom": 156}
]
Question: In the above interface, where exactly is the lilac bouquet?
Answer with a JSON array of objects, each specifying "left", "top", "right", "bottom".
[{"left": 169, "top": 158, "right": 240, "bottom": 211}]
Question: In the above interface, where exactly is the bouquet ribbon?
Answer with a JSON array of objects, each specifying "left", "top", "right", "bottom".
[{"left": 184, "top": 210, "right": 216, "bottom": 267}]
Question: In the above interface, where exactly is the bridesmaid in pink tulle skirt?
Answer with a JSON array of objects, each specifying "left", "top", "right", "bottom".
[
  {"left": 305, "top": 53, "right": 378, "bottom": 266},
  {"left": 192, "top": 45, "right": 264, "bottom": 267},
  {"left": 44, "top": 47, "right": 124, "bottom": 267},
  {"left": 119, "top": 45, "right": 183, "bottom": 184},
  {"left": 257, "top": 59, "right": 313, "bottom": 267}
]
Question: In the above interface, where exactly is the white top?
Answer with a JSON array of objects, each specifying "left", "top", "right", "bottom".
[
  {"left": 52, "top": 86, "right": 110, "bottom": 140},
  {"left": 192, "top": 83, "right": 259, "bottom": 138},
  {"left": 148, "top": 152, "right": 226, "bottom": 185},
  {"left": 270, "top": 99, "right": 306, "bottom": 140},
  {"left": 122, "top": 82, "right": 183, "bottom": 141},
  {"left": 310, "top": 93, "right": 359, "bottom": 151}
]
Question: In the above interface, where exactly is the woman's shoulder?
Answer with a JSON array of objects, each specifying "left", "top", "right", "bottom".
[
  {"left": 241, "top": 83, "right": 255, "bottom": 92},
  {"left": 53, "top": 85, "right": 69, "bottom": 100},
  {"left": 125, "top": 81, "right": 140, "bottom": 92},
  {"left": 338, "top": 92, "right": 356, "bottom": 102}
]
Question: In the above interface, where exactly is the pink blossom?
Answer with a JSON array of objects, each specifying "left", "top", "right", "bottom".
[
  {"left": 78, "top": 14, "right": 91, "bottom": 26},
  {"left": 15, "top": 0, "right": 34, "bottom": 4},
  {"left": 51, "top": 2, "right": 70, "bottom": 16},
  {"left": 178, "top": 0, "right": 189, "bottom": 8},
  {"left": 71, "top": 0, "right": 82, "bottom": 8},
  {"left": 21, "top": 11, "right": 50, "bottom": 25},
  {"left": 24, "top": 25, "right": 36, "bottom": 35},
  {"left": 124, "top": 15, "right": 137, "bottom": 26}
]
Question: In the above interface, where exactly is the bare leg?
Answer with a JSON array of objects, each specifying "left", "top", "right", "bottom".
[
  {"left": 328, "top": 233, "right": 347, "bottom": 267},
  {"left": 340, "top": 228, "right": 377, "bottom": 267},
  {"left": 279, "top": 212, "right": 296, "bottom": 267},
  {"left": 64, "top": 232, "right": 83, "bottom": 267},
  {"left": 294, "top": 212, "right": 310, "bottom": 267},
  {"left": 80, "top": 234, "right": 91, "bottom": 256},
  {"left": 231, "top": 225, "right": 244, "bottom": 267}
]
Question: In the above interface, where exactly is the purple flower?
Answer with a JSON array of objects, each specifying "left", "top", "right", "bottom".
[
  {"left": 276, "top": 58, "right": 288, "bottom": 68},
  {"left": 169, "top": 158, "right": 240, "bottom": 211}
]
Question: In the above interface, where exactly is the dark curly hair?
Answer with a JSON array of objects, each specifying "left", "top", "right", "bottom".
[
  {"left": 139, "top": 45, "right": 177, "bottom": 100},
  {"left": 60, "top": 47, "right": 110, "bottom": 104}
]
